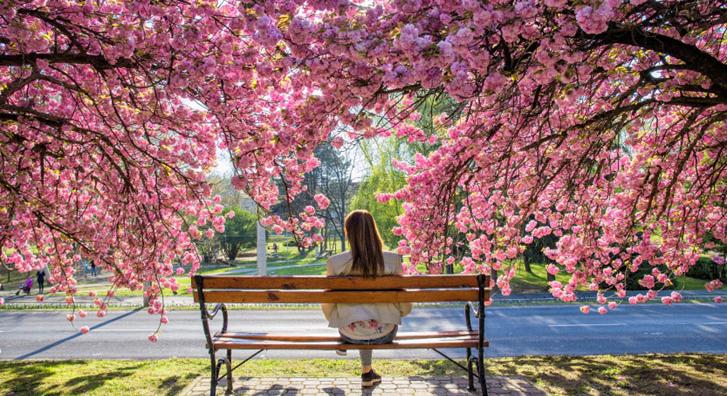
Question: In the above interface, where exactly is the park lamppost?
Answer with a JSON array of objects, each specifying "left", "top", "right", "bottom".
[
  {"left": 239, "top": 194, "right": 267, "bottom": 276},
  {"left": 256, "top": 219, "right": 267, "bottom": 276}
]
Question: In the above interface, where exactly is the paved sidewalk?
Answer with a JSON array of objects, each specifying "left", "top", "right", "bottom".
[{"left": 182, "top": 375, "right": 545, "bottom": 395}]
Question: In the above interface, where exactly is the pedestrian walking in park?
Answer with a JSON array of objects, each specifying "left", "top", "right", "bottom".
[
  {"left": 36, "top": 270, "right": 45, "bottom": 294},
  {"left": 15, "top": 276, "right": 32, "bottom": 295},
  {"left": 90, "top": 261, "right": 97, "bottom": 277},
  {"left": 321, "top": 210, "right": 412, "bottom": 387}
]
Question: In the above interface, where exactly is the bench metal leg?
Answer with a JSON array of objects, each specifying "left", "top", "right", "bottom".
[
  {"left": 467, "top": 354, "right": 476, "bottom": 392},
  {"left": 209, "top": 352, "right": 218, "bottom": 396},
  {"left": 215, "top": 358, "right": 228, "bottom": 393},
  {"left": 477, "top": 355, "right": 487, "bottom": 396},
  {"left": 226, "top": 349, "right": 233, "bottom": 394},
  {"left": 476, "top": 274, "right": 488, "bottom": 396}
]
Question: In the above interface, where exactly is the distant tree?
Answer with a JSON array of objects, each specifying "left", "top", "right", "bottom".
[
  {"left": 351, "top": 94, "right": 454, "bottom": 250},
  {"left": 271, "top": 141, "right": 354, "bottom": 253},
  {"left": 196, "top": 238, "right": 220, "bottom": 266},
  {"left": 350, "top": 139, "right": 407, "bottom": 249},
  {"left": 312, "top": 142, "right": 355, "bottom": 252},
  {"left": 218, "top": 208, "right": 257, "bottom": 262},
  {"left": 271, "top": 171, "right": 317, "bottom": 254},
  {"left": 209, "top": 175, "right": 246, "bottom": 209},
  {"left": 524, "top": 235, "right": 559, "bottom": 280}
]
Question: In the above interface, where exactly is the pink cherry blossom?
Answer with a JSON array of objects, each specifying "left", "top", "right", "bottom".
[
  {"left": 0, "top": 0, "right": 723, "bottom": 338},
  {"left": 705, "top": 279, "right": 724, "bottom": 292},
  {"left": 670, "top": 292, "right": 683, "bottom": 303},
  {"left": 314, "top": 194, "right": 331, "bottom": 210}
]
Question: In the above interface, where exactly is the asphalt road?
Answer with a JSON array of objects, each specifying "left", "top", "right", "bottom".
[{"left": 1, "top": 303, "right": 725, "bottom": 360}]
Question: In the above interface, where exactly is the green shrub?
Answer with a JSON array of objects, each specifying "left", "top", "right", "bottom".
[{"left": 686, "top": 256, "right": 726, "bottom": 280}]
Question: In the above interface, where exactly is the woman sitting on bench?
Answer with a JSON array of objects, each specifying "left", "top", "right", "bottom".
[{"left": 321, "top": 210, "right": 412, "bottom": 387}]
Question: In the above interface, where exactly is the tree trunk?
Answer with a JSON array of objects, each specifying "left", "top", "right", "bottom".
[
  {"left": 523, "top": 255, "right": 533, "bottom": 274},
  {"left": 142, "top": 281, "right": 151, "bottom": 307}
]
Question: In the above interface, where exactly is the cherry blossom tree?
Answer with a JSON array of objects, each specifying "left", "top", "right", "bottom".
[
  {"left": 256, "top": 0, "right": 726, "bottom": 310},
  {"left": 0, "top": 1, "right": 327, "bottom": 334},
  {"left": 1, "top": 0, "right": 725, "bottom": 337}
]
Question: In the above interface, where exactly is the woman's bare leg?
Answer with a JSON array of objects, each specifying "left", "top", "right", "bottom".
[{"left": 359, "top": 350, "right": 373, "bottom": 373}]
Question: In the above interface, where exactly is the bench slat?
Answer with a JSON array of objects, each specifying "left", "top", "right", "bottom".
[
  {"left": 195, "top": 289, "right": 483, "bottom": 303},
  {"left": 215, "top": 330, "right": 478, "bottom": 342},
  {"left": 212, "top": 337, "right": 487, "bottom": 350},
  {"left": 198, "top": 275, "right": 480, "bottom": 290}
]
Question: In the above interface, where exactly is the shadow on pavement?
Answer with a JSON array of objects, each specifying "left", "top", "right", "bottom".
[{"left": 14, "top": 307, "right": 144, "bottom": 360}]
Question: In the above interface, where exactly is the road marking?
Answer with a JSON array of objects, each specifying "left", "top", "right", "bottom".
[
  {"left": 549, "top": 321, "right": 727, "bottom": 328},
  {"left": 90, "top": 329, "right": 151, "bottom": 332},
  {"left": 549, "top": 323, "right": 626, "bottom": 327}
]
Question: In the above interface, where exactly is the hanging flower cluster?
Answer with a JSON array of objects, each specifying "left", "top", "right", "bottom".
[{"left": 1, "top": 0, "right": 724, "bottom": 338}]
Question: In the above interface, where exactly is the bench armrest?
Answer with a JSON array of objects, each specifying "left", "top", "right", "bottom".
[
  {"left": 205, "top": 303, "right": 227, "bottom": 320},
  {"left": 199, "top": 302, "right": 229, "bottom": 348},
  {"left": 465, "top": 300, "right": 487, "bottom": 332}
]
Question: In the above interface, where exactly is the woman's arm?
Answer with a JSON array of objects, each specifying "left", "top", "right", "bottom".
[
  {"left": 393, "top": 254, "right": 413, "bottom": 317},
  {"left": 321, "top": 257, "right": 336, "bottom": 320}
]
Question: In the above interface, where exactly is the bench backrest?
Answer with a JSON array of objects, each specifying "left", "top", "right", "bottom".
[{"left": 193, "top": 274, "right": 489, "bottom": 304}]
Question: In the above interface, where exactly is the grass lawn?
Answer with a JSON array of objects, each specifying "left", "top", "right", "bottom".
[
  {"left": 271, "top": 263, "right": 326, "bottom": 275},
  {"left": 58, "top": 266, "right": 235, "bottom": 298},
  {"left": 504, "top": 260, "right": 713, "bottom": 294},
  {"left": 1, "top": 354, "right": 724, "bottom": 395},
  {"left": 238, "top": 239, "right": 343, "bottom": 263},
  {"left": 674, "top": 276, "right": 709, "bottom": 290},
  {"left": 507, "top": 260, "right": 576, "bottom": 293},
  {"left": 0, "top": 359, "right": 206, "bottom": 396}
]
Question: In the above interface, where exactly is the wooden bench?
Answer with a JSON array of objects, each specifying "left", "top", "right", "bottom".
[{"left": 193, "top": 274, "right": 490, "bottom": 395}]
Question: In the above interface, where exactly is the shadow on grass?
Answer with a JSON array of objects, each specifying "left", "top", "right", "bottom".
[
  {"left": 160, "top": 372, "right": 202, "bottom": 396},
  {"left": 0, "top": 360, "right": 202, "bottom": 396},
  {"left": 482, "top": 354, "right": 727, "bottom": 395},
  {"left": 0, "top": 361, "right": 138, "bottom": 396},
  {"left": 60, "top": 364, "right": 141, "bottom": 395}
]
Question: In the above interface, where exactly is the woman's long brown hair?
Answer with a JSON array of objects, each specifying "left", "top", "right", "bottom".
[{"left": 345, "top": 210, "right": 385, "bottom": 277}]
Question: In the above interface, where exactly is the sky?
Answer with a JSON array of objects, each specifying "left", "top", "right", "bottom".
[{"left": 210, "top": 141, "right": 371, "bottom": 182}]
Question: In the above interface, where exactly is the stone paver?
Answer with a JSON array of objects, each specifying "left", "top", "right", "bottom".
[{"left": 182, "top": 375, "right": 545, "bottom": 395}]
